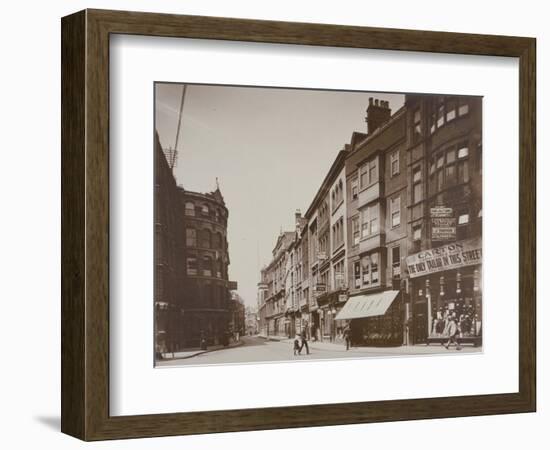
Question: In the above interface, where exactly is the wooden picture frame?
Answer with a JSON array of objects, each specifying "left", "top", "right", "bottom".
[{"left": 61, "top": 9, "right": 536, "bottom": 441}]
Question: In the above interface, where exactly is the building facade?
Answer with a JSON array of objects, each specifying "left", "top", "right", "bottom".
[
  {"left": 229, "top": 291, "right": 246, "bottom": 337},
  {"left": 342, "top": 98, "right": 408, "bottom": 346},
  {"left": 244, "top": 306, "right": 259, "bottom": 335},
  {"left": 154, "top": 133, "right": 237, "bottom": 352},
  {"left": 259, "top": 94, "right": 483, "bottom": 348},
  {"left": 305, "top": 150, "right": 349, "bottom": 342},
  {"left": 403, "top": 94, "right": 482, "bottom": 346},
  {"left": 154, "top": 133, "right": 185, "bottom": 354},
  {"left": 180, "top": 188, "right": 234, "bottom": 347},
  {"left": 260, "top": 231, "right": 295, "bottom": 337}
]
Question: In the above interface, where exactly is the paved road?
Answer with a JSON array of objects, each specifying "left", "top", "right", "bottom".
[{"left": 157, "top": 335, "right": 479, "bottom": 367}]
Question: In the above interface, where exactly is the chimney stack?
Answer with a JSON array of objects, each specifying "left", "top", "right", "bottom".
[
  {"left": 366, "top": 97, "right": 392, "bottom": 134},
  {"left": 295, "top": 209, "right": 303, "bottom": 232}
]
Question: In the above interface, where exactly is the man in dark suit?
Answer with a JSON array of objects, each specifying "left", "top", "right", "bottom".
[{"left": 300, "top": 329, "right": 310, "bottom": 355}]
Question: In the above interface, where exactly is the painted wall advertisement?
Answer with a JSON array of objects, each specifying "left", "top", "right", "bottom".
[{"left": 406, "top": 238, "right": 482, "bottom": 278}]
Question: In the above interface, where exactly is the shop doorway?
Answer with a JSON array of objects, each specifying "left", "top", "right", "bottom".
[{"left": 413, "top": 302, "right": 428, "bottom": 344}]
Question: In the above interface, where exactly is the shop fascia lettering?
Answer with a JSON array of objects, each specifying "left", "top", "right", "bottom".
[{"left": 406, "top": 238, "right": 482, "bottom": 278}]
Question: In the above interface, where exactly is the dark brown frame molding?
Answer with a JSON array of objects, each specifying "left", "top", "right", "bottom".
[{"left": 61, "top": 9, "right": 536, "bottom": 441}]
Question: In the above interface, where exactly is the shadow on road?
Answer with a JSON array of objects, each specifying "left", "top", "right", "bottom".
[{"left": 238, "top": 336, "right": 276, "bottom": 348}]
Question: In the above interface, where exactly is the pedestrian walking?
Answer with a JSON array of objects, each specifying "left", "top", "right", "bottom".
[
  {"left": 444, "top": 316, "right": 462, "bottom": 350},
  {"left": 343, "top": 326, "right": 351, "bottom": 351},
  {"left": 300, "top": 329, "right": 310, "bottom": 355},
  {"left": 200, "top": 330, "right": 207, "bottom": 350},
  {"left": 293, "top": 335, "right": 301, "bottom": 356}
]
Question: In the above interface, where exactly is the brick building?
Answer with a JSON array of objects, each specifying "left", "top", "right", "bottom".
[
  {"left": 338, "top": 98, "right": 408, "bottom": 346},
  {"left": 154, "top": 133, "right": 236, "bottom": 353},
  {"left": 305, "top": 149, "right": 349, "bottom": 342},
  {"left": 179, "top": 187, "right": 234, "bottom": 347},
  {"left": 261, "top": 93, "right": 483, "bottom": 348},
  {"left": 403, "top": 94, "right": 482, "bottom": 346},
  {"left": 154, "top": 133, "right": 185, "bottom": 354},
  {"left": 260, "top": 231, "right": 296, "bottom": 337}
]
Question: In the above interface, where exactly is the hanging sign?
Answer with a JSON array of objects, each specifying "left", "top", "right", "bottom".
[{"left": 431, "top": 206, "right": 456, "bottom": 241}]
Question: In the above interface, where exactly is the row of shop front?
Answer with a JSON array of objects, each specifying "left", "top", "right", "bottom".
[{"left": 262, "top": 238, "right": 482, "bottom": 347}]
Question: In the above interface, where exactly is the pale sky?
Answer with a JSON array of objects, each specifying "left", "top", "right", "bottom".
[{"left": 155, "top": 83, "right": 404, "bottom": 307}]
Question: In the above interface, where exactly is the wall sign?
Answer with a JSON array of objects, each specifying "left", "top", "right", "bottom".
[{"left": 406, "top": 238, "right": 482, "bottom": 278}]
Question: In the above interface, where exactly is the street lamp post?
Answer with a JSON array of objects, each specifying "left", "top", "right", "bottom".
[{"left": 426, "top": 278, "right": 432, "bottom": 341}]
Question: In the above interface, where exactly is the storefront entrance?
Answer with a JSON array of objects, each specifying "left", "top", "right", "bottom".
[
  {"left": 335, "top": 290, "right": 403, "bottom": 347},
  {"left": 412, "top": 301, "right": 428, "bottom": 344}
]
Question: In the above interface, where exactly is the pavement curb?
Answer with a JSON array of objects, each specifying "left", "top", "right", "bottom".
[{"left": 160, "top": 340, "right": 245, "bottom": 361}]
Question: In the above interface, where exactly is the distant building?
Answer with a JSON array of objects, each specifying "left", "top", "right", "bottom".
[
  {"left": 229, "top": 292, "right": 246, "bottom": 337},
  {"left": 287, "top": 211, "right": 308, "bottom": 338},
  {"left": 305, "top": 149, "right": 349, "bottom": 343},
  {"left": 259, "top": 231, "right": 295, "bottom": 337},
  {"left": 244, "top": 306, "right": 259, "bottom": 335},
  {"left": 257, "top": 271, "right": 269, "bottom": 336}
]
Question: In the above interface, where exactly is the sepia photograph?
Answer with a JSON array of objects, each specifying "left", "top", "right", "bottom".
[{"left": 154, "top": 82, "right": 483, "bottom": 367}]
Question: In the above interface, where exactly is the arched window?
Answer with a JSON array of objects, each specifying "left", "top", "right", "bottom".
[
  {"left": 215, "top": 258, "right": 223, "bottom": 278},
  {"left": 212, "top": 232, "right": 222, "bottom": 249},
  {"left": 185, "top": 202, "right": 195, "bottom": 216},
  {"left": 201, "top": 204, "right": 209, "bottom": 216},
  {"left": 185, "top": 228, "right": 197, "bottom": 247},
  {"left": 219, "top": 285, "right": 226, "bottom": 307},
  {"left": 186, "top": 256, "right": 198, "bottom": 276},
  {"left": 199, "top": 229, "right": 211, "bottom": 249},
  {"left": 202, "top": 256, "right": 212, "bottom": 277}
]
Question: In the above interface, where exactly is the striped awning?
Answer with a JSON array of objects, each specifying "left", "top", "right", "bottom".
[{"left": 335, "top": 290, "right": 399, "bottom": 320}]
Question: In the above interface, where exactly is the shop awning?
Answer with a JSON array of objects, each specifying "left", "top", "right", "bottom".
[{"left": 335, "top": 291, "right": 400, "bottom": 320}]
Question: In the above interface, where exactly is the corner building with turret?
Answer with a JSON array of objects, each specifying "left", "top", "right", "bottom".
[{"left": 154, "top": 132, "right": 236, "bottom": 353}]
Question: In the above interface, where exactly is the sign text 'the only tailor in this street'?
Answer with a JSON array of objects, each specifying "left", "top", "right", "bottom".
[{"left": 405, "top": 238, "right": 482, "bottom": 278}]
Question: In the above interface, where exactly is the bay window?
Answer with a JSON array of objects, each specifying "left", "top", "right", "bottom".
[
  {"left": 359, "top": 157, "right": 378, "bottom": 189},
  {"left": 360, "top": 252, "right": 380, "bottom": 287},
  {"left": 361, "top": 203, "right": 379, "bottom": 238},
  {"left": 354, "top": 261, "right": 361, "bottom": 288}
]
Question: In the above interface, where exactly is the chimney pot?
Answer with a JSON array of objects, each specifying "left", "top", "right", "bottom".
[{"left": 366, "top": 97, "right": 392, "bottom": 134}]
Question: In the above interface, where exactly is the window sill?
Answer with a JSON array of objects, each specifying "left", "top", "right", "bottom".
[
  {"left": 359, "top": 182, "right": 378, "bottom": 193},
  {"left": 331, "top": 200, "right": 344, "bottom": 214},
  {"left": 332, "top": 243, "right": 345, "bottom": 255}
]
